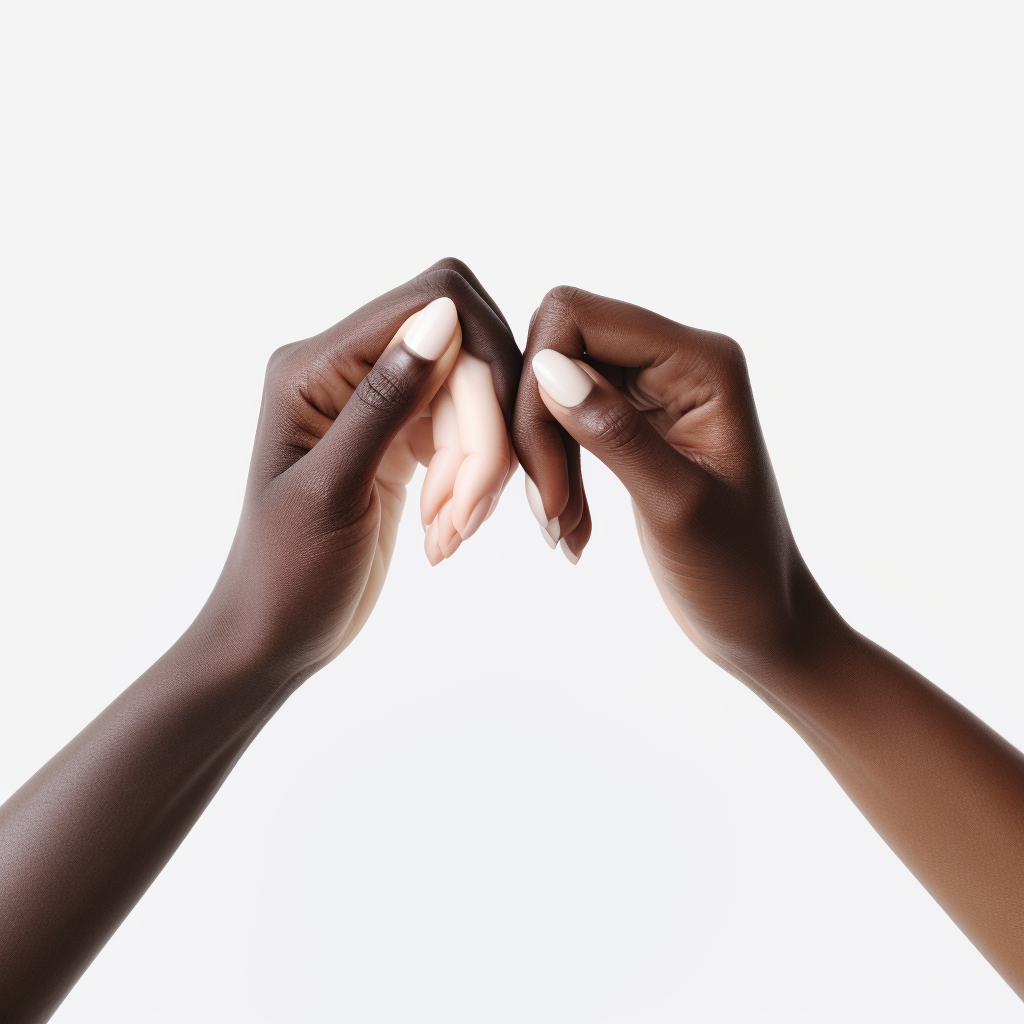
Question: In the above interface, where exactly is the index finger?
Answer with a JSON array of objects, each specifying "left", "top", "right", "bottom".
[
  {"left": 511, "top": 286, "right": 736, "bottom": 558},
  {"left": 300, "top": 257, "right": 522, "bottom": 427}
]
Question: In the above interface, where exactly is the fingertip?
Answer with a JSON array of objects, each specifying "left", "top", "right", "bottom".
[
  {"left": 425, "top": 517, "right": 443, "bottom": 566},
  {"left": 458, "top": 495, "right": 494, "bottom": 541},
  {"left": 436, "top": 499, "right": 459, "bottom": 554},
  {"left": 403, "top": 297, "right": 459, "bottom": 362},
  {"left": 452, "top": 453, "right": 506, "bottom": 537},
  {"left": 441, "top": 531, "right": 462, "bottom": 559},
  {"left": 532, "top": 350, "right": 595, "bottom": 409},
  {"left": 560, "top": 501, "right": 592, "bottom": 564},
  {"left": 559, "top": 539, "right": 580, "bottom": 565},
  {"left": 525, "top": 474, "right": 559, "bottom": 538}
]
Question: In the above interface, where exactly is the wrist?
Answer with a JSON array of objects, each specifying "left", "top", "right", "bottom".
[
  {"left": 172, "top": 586, "right": 303, "bottom": 715},
  {"left": 725, "top": 559, "right": 855, "bottom": 694}
]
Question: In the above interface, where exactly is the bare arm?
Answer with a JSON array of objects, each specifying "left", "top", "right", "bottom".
[
  {"left": 0, "top": 259, "right": 521, "bottom": 1023},
  {"left": 512, "top": 285, "right": 1024, "bottom": 997}
]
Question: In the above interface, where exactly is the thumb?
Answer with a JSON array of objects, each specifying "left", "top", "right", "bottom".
[
  {"left": 531, "top": 350, "right": 704, "bottom": 525},
  {"left": 306, "top": 296, "right": 460, "bottom": 518}
]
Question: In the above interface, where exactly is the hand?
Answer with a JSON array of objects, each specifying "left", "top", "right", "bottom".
[
  {"left": 513, "top": 287, "right": 1024, "bottom": 997},
  {"left": 512, "top": 286, "right": 811, "bottom": 678},
  {"left": 417, "top": 345, "right": 519, "bottom": 566},
  {"left": 207, "top": 258, "right": 520, "bottom": 684}
]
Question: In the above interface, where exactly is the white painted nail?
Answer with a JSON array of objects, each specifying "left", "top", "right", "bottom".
[
  {"left": 559, "top": 539, "right": 579, "bottom": 565},
  {"left": 459, "top": 496, "right": 492, "bottom": 541},
  {"left": 403, "top": 297, "right": 458, "bottom": 360},
  {"left": 525, "top": 475, "right": 560, "bottom": 542},
  {"left": 540, "top": 525, "right": 557, "bottom": 549},
  {"left": 532, "top": 350, "right": 594, "bottom": 408},
  {"left": 524, "top": 475, "right": 547, "bottom": 525}
]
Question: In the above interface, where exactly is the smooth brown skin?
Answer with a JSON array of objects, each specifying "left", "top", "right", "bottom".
[
  {"left": 513, "top": 285, "right": 1024, "bottom": 998},
  {"left": 0, "top": 259, "right": 520, "bottom": 1024},
  {"left": 1, "top": 272, "right": 1021, "bottom": 1021}
]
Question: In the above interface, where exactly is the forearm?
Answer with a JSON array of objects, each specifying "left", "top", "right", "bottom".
[
  {"left": 739, "top": 590, "right": 1024, "bottom": 996},
  {"left": 0, "top": 606, "right": 295, "bottom": 1024}
]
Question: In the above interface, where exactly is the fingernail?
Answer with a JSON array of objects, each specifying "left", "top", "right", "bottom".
[
  {"left": 525, "top": 475, "right": 560, "bottom": 542},
  {"left": 532, "top": 350, "right": 593, "bottom": 407},
  {"left": 424, "top": 518, "right": 442, "bottom": 566},
  {"left": 441, "top": 531, "right": 462, "bottom": 559},
  {"left": 540, "top": 525, "right": 557, "bottom": 549},
  {"left": 559, "top": 539, "right": 579, "bottom": 565},
  {"left": 403, "top": 297, "right": 458, "bottom": 360},
  {"left": 459, "top": 496, "right": 492, "bottom": 541}
]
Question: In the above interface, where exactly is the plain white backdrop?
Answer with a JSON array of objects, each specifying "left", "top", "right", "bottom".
[{"left": 1, "top": 2, "right": 1022, "bottom": 1021}]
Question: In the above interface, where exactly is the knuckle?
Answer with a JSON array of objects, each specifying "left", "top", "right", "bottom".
[
  {"left": 265, "top": 342, "right": 297, "bottom": 382},
  {"left": 418, "top": 265, "right": 466, "bottom": 298},
  {"left": 355, "top": 361, "right": 414, "bottom": 415},
  {"left": 590, "top": 403, "right": 645, "bottom": 454},
  {"left": 528, "top": 285, "right": 587, "bottom": 344},
  {"left": 715, "top": 333, "right": 749, "bottom": 381},
  {"left": 425, "top": 256, "right": 474, "bottom": 280},
  {"left": 539, "top": 284, "right": 585, "bottom": 319},
  {"left": 528, "top": 305, "right": 542, "bottom": 336},
  {"left": 721, "top": 334, "right": 747, "bottom": 369}
]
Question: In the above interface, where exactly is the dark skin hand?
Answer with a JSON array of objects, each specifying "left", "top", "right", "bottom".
[
  {"left": 0, "top": 259, "right": 520, "bottom": 1024},
  {"left": 512, "top": 285, "right": 1024, "bottom": 999},
  {"left": 2, "top": 271, "right": 1019, "bottom": 1020}
]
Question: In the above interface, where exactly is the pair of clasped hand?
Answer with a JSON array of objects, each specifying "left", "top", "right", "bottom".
[
  {"left": 236, "top": 257, "right": 789, "bottom": 683},
  {"left": 2, "top": 257, "right": 1021, "bottom": 1023}
]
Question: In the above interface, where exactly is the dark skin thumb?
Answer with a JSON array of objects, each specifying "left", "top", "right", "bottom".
[{"left": 531, "top": 350, "right": 706, "bottom": 529}]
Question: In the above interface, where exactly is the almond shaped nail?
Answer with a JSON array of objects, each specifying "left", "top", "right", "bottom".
[
  {"left": 403, "top": 297, "right": 458, "bottom": 361},
  {"left": 525, "top": 474, "right": 560, "bottom": 541},
  {"left": 532, "top": 350, "right": 594, "bottom": 407},
  {"left": 559, "top": 539, "right": 579, "bottom": 565}
]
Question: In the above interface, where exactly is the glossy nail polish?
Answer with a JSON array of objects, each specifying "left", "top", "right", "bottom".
[
  {"left": 532, "top": 350, "right": 594, "bottom": 407},
  {"left": 525, "top": 475, "right": 560, "bottom": 545},
  {"left": 559, "top": 539, "right": 579, "bottom": 565},
  {"left": 404, "top": 297, "right": 458, "bottom": 360}
]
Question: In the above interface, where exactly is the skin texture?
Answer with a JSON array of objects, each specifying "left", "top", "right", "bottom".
[
  {"left": 0, "top": 259, "right": 520, "bottom": 1024},
  {"left": 1, "top": 271, "right": 1020, "bottom": 1018},
  {"left": 512, "top": 285, "right": 1024, "bottom": 998}
]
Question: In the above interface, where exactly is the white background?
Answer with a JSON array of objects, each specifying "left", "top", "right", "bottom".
[{"left": 1, "top": 2, "right": 1022, "bottom": 1021}]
